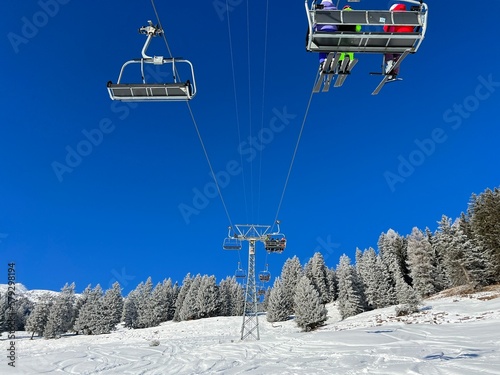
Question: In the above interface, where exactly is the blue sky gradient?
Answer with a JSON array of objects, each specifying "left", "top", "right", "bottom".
[{"left": 1, "top": 1, "right": 500, "bottom": 295}]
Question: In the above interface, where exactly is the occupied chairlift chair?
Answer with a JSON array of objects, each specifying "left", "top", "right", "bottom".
[
  {"left": 258, "top": 265, "right": 271, "bottom": 283},
  {"left": 264, "top": 221, "right": 286, "bottom": 253},
  {"left": 107, "top": 21, "right": 197, "bottom": 102},
  {"left": 305, "top": 0, "right": 428, "bottom": 93}
]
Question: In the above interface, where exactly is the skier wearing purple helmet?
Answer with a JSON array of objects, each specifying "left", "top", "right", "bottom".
[{"left": 314, "top": 0, "right": 338, "bottom": 67}]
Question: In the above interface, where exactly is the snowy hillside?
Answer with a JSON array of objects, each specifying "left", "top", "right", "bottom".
[
  {"left": 6, "top": 286, "right": 500, "bottom": 374},
  {"left": 0, "top": 283, "right": 64, "bottom": 303}
]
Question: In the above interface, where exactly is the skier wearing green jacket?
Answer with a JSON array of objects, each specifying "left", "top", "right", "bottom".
[{"left": 337, "top": 5, "right": 362, "bottom": 64}]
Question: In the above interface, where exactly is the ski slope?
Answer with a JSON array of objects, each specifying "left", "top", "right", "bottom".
[{"left": 6, "top": 286, "right": 500, "bottom": 374}]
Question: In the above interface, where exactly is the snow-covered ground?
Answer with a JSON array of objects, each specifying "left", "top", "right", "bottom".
[{"left": 4, "top": 286, "right": 500, "bottom": 374}]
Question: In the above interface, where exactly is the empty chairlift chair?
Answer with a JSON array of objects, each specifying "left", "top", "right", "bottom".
[
  {"left": 223, "top": 227, "right": 242, "bottom": 250},
  {"left": 107, "top": 21, "right": 197, "bottom": 102},
  {"left": 235, "top": 262, "right": 246, "bottom": 279}
]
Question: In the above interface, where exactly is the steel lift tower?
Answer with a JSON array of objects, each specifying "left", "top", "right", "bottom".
[{"left": 223, "top": 222, "right": 286, "bottom": 340}]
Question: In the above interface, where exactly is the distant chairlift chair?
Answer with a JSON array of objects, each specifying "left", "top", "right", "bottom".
[{"left": 107, "top": 21, "right": 197, "bottom": 102}]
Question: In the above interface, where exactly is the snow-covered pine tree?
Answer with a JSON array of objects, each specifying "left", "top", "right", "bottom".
[
  {"left": 197, "top": 275, "right": 219, "bottom": 318},
  {"left": 73, "top": 285, "right": 103, "bottom": 335},
  {"left": 304, "top": 253, "right": 331, "bottom": 304},
  {"left": 406, "top": 227, "right": 436, "bottom": 297},
  {"left": 169, "top": 282, "right": 180, "bottom": 321},
  {"left": 262, "top": 286, "right": 271, "bottom": 312},
  {"left": 218, "top": 277, "right": 233, "bottom": 316},
  {"left": 356, "top": 247, "right": 385, "bottom": 309},
  {"left": 122, "top": 289, "right": 139, "bottom": 329},
  {"left": 325, "top": 267, "right": 338, "bottom": 302},
  {"left": 44, "top": 282, "right": 77, "bottom": 338},
  {"left": 280, "top": 256, "right": 304, "bottom": 315},
  {"left": 426, "top": 226, "right": 448, "bottom": 293},
  {"left": 179, "top": 274, "right": 202, "bottom": 321},
  {"left": 98, "top": 282, "right": 123, "bottom": 333},
  {"left": 229, "top": 279, "right": 244, "bottom": 316},
  {"left": 376, "top": 255, "right": 397, "bottom": 307},
  {"left": 104, "top": 282, "right": 123, "bottom": 326},
  {"left": 148, "top": 279, "right": 174, "bottom": 325},
  {"left": 378, "top": 229, "right": 410, "bottom": 284},
  {"left": 10, "top": 296, "right": 33, "bottom": 331},
  {"left": 435, "top": 215, "right": 466, "bottom": 287},
  {"left": 136, "top": 277, "right": 154, "bottom": 328},
  {"left": 336, "top": 255, "right": 366, "bottom": 319},
  {"left": 0, "top": 292, "right": 5, "bottom": 335},
  {"left": 394, "top": 275, "right": 420, "bottom": 315},
  {"left": 173, "top": 273, "right": 193, "bottom": 322},
  {"left": 266, "top": 278, "right": 290, "bottom": 322},
  {"left": 25, "top": 293, "right": 54, "bottom": 339},
  {"left": 468, "top": 187, "right": 500, "bottom": 282},
  {"left": 293, "top": 275, "right": 327, "bottom": 332}
]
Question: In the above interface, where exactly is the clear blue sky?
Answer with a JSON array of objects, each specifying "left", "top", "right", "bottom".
[{"left": 1, "top": 1, "right": 500, "bottom": 295}]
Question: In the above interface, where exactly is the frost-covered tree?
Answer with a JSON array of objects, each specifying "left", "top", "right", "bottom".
[
  {"left": 0, "top": 292, "right": 6, "bottom": 335},
  {"left": 468, "top": 188, "right": 500, "bottom": 282},
  {"left": 435, "top": 215, "right": 467, "bottom": 287},
  {"left": 25, "top": 293, "right": 54, "bottom": 339},
  {"left": 147, "top": 279, "right": 174, "bottom": 325},
  {"left": 406, "top": 227, "right": 436, "bottom": 297},
  {"left": 356, "top": 248, "right": 390, "bottom": 309},
  {"left": 136, "top": 277, "right": 154, "bottom": 328},
  {"left": 197, "top": 275, "right": 219, "bottom": 318},
  {"left": 219, "top": 277, "right": 235, "bottom": 316},
  {"left": 326, "top": 267, "right": 338, "bottom": 302},
  {"left": 294, "top": 276, "right": 327, "bottom": 332},
  {"left": 394, "top": 276, "right": 420, "bottom": 315},
  {"left": 73, "top": 285, "right": 103, "bottom": 335},
  {"left": 266, "top": 278, "right": 290, "bottom": 323},
  {"left": 304, "top": 253, "right": 331, "bottom": 304},
  {"left": 378, "top": 229, "right": 410, "bottom": 284},
  {"left": 336, "top": 255, "right": 366, "bottom": 319},
  {"left": 102, "top": 282, "right": 123, "bottom": 327},
  {"left": 280, "top": 256, "right": 303, "bottom": 315},
  {"left": 173, "top": 273, "right": 193, "bottom": 322},
  {"left": 97, "top": 282, "right": 123, "bottom": 333},
  {"left": 179, "top": 274, "right": 202, "bottom": 321},
  {"left": 376, "top": 255, "right": 397, "bottom": 307},
  {"left": 122, "top": 289, "right": 139, "bottom": 329},
  {"left": 44, "top": 283, "right": 77, "bottom": 338},
  {"left": 262, "top": 287, "right": 272, "bottom": 312}
]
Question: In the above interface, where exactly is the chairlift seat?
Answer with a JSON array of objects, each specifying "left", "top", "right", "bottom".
[
  {"left": 264, "top": 237, "right": 286, "bottom": 253},
  {"left": 107, "top": 81, "right": 193, "bottom": 102},
  {"left": 223, "top": 237, "right": 242, "bottom": 250},
  {"left": 306, "top": 7, "right": 428, "bottom": 54},
  {"left": 108, "top": 21, "right": 197, "bottom": 102},
  {"left": 259, "top": 272, "right": 271, "bottom": 282}
]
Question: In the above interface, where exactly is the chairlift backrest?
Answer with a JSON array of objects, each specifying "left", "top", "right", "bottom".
[
  {"left": 305, "top": 1, "right": 428, "bottom": 54},
  {"left": 223, "top": 237, "right": 242, "bottom": 250}
]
